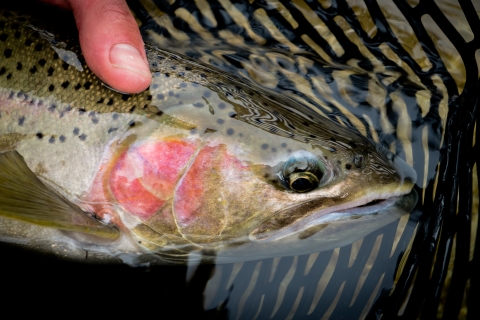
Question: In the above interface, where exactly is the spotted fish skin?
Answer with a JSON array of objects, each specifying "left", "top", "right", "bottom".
[{"left": 0, "top": 5, "right": 416, "bottom": 264}]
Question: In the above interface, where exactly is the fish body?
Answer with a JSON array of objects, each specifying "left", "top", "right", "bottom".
[{"left": 0, "top": 5, "right": 417, "bottom": 264}]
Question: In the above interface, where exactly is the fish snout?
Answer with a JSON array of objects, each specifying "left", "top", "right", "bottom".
[{"left": 376, "top": 144, "right": 417, "bottom": 189}]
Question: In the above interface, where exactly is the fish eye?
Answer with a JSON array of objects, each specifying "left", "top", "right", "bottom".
[
  {"left": 282, "top": 151, "right": 325, "bottom": 193},
  {"left": 288, "top": 172, "right": 319, "bottom": 192}
]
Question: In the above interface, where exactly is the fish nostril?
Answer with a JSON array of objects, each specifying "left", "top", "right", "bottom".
[
  {"left": 403, "top": 176, "right": 415, "bottom": 186},
  {"left": 353, "top": 154, "right": 364, "bottom": 168}
]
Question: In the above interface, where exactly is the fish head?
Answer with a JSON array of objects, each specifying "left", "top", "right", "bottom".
[{"left": 82, "top": 79, "right": 417, "bottom": 260}]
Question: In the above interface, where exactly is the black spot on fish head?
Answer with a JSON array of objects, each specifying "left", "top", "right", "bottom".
[{"left": 3, "top": 48, "right": 11, "bottom": 58}]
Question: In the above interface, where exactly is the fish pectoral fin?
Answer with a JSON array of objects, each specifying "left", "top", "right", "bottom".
[{"left": 0, "top": 151, "right": 120, "bottom": 240}]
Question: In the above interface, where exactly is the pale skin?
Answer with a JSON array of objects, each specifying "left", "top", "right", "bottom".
[{"left": 41, "top": 0, "right": 152, "bottom": 94}]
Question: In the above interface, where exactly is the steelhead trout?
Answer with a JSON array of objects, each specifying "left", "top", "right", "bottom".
[{"left": 0, "top": 5, "right": 417, "bottom": 264}]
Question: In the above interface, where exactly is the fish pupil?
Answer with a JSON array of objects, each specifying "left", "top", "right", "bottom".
[{"left": 291, "top": 177, "right": 313, "bottom": 192}]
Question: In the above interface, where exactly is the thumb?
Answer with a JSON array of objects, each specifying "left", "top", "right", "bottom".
[{"left": 68, "top": 0, "right": 151, "bottom": 94}]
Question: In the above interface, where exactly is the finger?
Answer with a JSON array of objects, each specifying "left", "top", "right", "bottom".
[{"left": 68, "top": 0, "right": 151, "bottom": 94}]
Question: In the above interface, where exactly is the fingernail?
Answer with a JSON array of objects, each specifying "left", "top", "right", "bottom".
[{"left": 110, "top": 43, "right": 151, "bottom": 77}]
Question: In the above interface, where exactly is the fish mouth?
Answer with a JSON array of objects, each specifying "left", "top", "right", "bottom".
[{"left": 250, "top": 189, "right": 418, "bottom": 241}]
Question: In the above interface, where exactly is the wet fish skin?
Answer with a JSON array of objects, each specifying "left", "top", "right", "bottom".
[{"left": 0, "top": 5, "right": 416, "bottom": 264}]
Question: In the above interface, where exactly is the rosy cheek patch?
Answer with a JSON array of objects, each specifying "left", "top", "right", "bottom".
[
  {"left": 109, "top": 140, "right": 197, "bottom": 220},
  {"left": 173, "top": 145, "right": 246, "bottom": 229}
]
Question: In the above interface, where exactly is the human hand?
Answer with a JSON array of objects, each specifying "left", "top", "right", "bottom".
[{"left": 40, "top": 0, "right": 151, "bottom": 94}]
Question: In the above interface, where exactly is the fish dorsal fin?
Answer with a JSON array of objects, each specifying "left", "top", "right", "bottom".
[{"left": 0, "top": 151, "right": 119, "bottom": 240}]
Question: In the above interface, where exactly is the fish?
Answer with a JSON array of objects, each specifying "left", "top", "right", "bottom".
[{"left": 0, "top": 4, "right": 417, "bottom": 265}]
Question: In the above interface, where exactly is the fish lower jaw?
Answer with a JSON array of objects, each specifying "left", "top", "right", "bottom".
[{"left": 256, "top": 189, "right": 413, "bottom": 242}]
